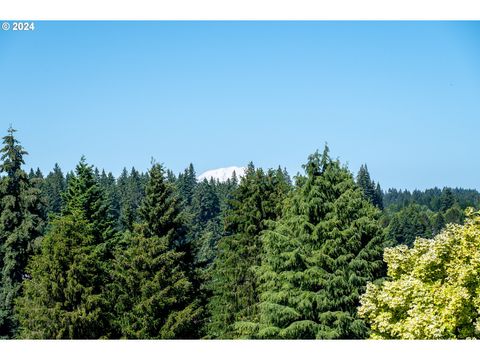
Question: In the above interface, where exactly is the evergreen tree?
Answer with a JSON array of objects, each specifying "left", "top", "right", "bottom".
[
  {"left": 177, "top": 163, "right": 197, "bottom": 207},
  {"left": 374, "top": 182, "right": 384, "bottom": 210},
  {"left": 190, "top": 178, "right": 222, "bottom": 264},
  {"left": 206, "top": 163, "right": 291, "bottom": 339},
  {"left": 386, "top": 204, "right": 433, "bottom": 247},
  {"left": 117, "top": 167, "right": 145, "bottom": 231},
  {"left": 111, "top": 163, "right": 202, "bottom": 339},
  {"left": 42, "top": 163, "right": 66, "bottom": 215},
  {"left": 444, "top": 204, "right": 464, "bottom": 225},
  {"left": 0, "top": 127, "right": 45, "bottom": 338},
  {"left": 16, "top": 158, "right": 113, "bottom": 338},
  {"left": 440, "top": 187, "right": 455, "bottom": 212},
  {"left": 98, "top": 170, "right": 121, "bottom": 228},
  {"left": 62, "top": 157, "right": 114, "bottom": 243},
  {"left": 357, "top": 165, "right": 375, "bottom": 204},
  {"left": 432, "top": 212, "right": 446, "bottom": 235},
  {"left": 245, "top": 147, "right": 385, "bottom": 339}
]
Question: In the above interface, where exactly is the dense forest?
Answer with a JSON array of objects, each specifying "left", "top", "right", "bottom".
[{"left": 1, "top": 126, "right": 480, "bottom": 339}]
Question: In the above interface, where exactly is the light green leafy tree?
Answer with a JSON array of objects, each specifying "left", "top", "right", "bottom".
[{"left": 359, "top": 208, "right": 480, "bottom": 339}]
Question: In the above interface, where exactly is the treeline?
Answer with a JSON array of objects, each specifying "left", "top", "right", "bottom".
[{"left": 1, "top": 127, "right": 478, "bottom": 339}]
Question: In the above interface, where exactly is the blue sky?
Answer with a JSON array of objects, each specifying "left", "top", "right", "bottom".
[{"left": 1, "top": 21, "right": 479, "bottom": 190}]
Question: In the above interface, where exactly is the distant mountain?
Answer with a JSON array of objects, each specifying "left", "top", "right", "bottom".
[{"left": 198, "top": 166, "right": 246, "bottom": 182}]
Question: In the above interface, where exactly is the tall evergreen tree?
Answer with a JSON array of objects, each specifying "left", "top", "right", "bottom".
[
  {"left": 16, "top": 158, "right": 113, "bottom": 338},
  {"left": 111, "top": 163, "right": 202, "bottom": 339},
  {"left": 244, "top": 147, "right": 385, "bottom": 339},
  {"left": 62, "top": 157, "right": 114, "bottom": 243},
  {"left": 206, "top": 163, "right": 291, "bottom": 339},
  {"left": 117, "top": 167, "right": 145, "bottom": 231},
  {"left": 0, "top": 127, "right": 45, "bottom": 338},
  {"left": 440, "top": 187, "right": 455, "bottom": 212},
  {"left": 42, "top": 163, "right": 66, "bottom": 215},
  {"left": 190, "top": 178, "right": 222, "bottom": 264},
  {"left": 374, "top": 182, "right": 384, "bottom": 210},
  {"left": 177, "top": 163, "right": 197, "bottom": 207}
]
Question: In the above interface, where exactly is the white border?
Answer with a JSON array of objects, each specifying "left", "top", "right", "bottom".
[
  {"left": 0, "top": 339, "right": 479, "bottom": 360},
  {"left": 0, "top": 0, "right": 479, "bottom": 20}
]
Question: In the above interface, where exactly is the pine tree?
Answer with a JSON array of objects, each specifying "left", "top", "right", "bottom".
[
  {"left": 62, "top": 157, "right": 114, "bottom": 243},
  {"left": 206, "top": 163, "right": 291, "bottom": 339},
  {"left": 190, "top": 179, "right": 222, "bottom": 264},
  {"left": 0, "top": 127, "right": 45, "bottom": 338},
  {"left": 177, "top": 163, "right": 197, "bottom": 207},
  {"left": 386, "top": 204, "right": 433, "bottom": 247},
  {"left": 42, "top": 163, "right": 66, "bottom": 215},
  {"left": 374, "top": 182, "right": 384, "bottom": 210},
  {"left": 111, "top": 163, "right": 202, "bottom": 339},
  {"left": 440, "top": 187, "right": 455, "bottom": 212},
  {"left": 118, "top": 167, "right": 145, "bottom": 231},
  {"left": 98, "top": 170, "right": 121, "bottom": 228},
  {"left": 16, "top": 158, "right": 113, "bottom": 338},
  {"left": 247, "top": 147, "right": 385, "bottom": 339},
  {"left": 357, "top": 165, "right": 375, "bottom": 204}
]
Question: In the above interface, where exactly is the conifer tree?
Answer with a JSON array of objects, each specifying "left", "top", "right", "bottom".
[
  {"left": 177, "top": 163, "right": 197, "bottom": 207},
  {"left": 190, "top": 179, "right": 222, "bottom": 264},
  {"left": 62, "top": 157, "right": 114, "bottom": 243},
  {"left": 440, "top": 187, "right": 455, "bottom": 212},
  {"left": 386, "top": 204, "right": 433, "bottom": 247},
  {"left": 374, "top": 182, "right": 384, "bottom": 210},
  {"left": 206, "top": 163, "right": 291, "bottom": 338},
  {"left": 16, "top": 158, "right": 114, "bottom": 338},
  {"left": 42, "top": 163, "right": 66, "bottom": 215},
  {"left": 117, "top": 167, "right": 145, "bottom": 231},
  {"left": 98, "top": 170, "right": 121, "bottom": 228},
  {"left": 246, "top": 147, "right": 385, "bottom": 339},
  {"left": 111, "top": 163, "right": 202, "bottom": 339},
  {"left": 357, "top": 165, "right": 375, "bottom": 202},
  {"left": 0, "top": 127, "right": 45, "bottom": 338}
]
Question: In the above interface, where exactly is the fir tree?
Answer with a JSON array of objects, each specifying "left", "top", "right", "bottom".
[
  {"left": 117, "top": 167, "right": 145, "bottom": 231},
  {"left": 440, "top": 187, "right": 455, "bottom": 212},
  {"left": 246, "top": 147, "right": 386, "bottom": 339},
  {"left": 374, "top": 182, "right": 384, "bottom": 210},
  {"left": 62, "top": 157, "right": 114, "bottom": 243},
  {"left": 386, "top": 204, "right": 433, "bottom": 247},
  {"left": 357, "top": 165, "right": 375, "bottom": 203},
  {"left": 0, "top": 127, "right": 45, "bottom": 338},
  {"left": 190, "top": 179, "right": 222, "bottom": 264},
  {"left": 42, "top": 163, "right": 66, "bottom": 215},
  {"left": 206, "top": 163, "right": 291, "bottom": 339},
  {"left": 111, "top": 163, "right": 202, "bottom": 339},
  {"left": 16, "top": 158, "right": 113, "bottom": 338},
  {"left": 177, "top": 163, "right": 197, "bottom": 207}
]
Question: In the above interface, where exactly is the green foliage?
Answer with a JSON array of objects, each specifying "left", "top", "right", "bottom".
[
  {"left": 111, "top": 163, "right": 202, "bottom": 339},
  {"left": 61, "top": 158, "right": 115, "bottom": 250},
  {"left": 16, "top": 211, "right": 110, "bottom": 339},
  {"left": 117, "top": 167, "right": 146, "bottom": 231},
  {"left": 359, "top": 209, "right": 480, "bottom": 339},
  {"left": 248, "top": 147, "right": 386, "bottom": 339},
  {"left": 16, "top": 158, "right": 114, "bottom": 338},
  {"left": 177, "top": 163, "right": 197, "bottom": 207},
  {"left": 190, "top": 178, "right": 222, "bottom": 264},
  {"left": 42, "top": 163, "right": 66, "bottom": 215},
  {"left": 0, "top": 127, "right": 45, "bottom": 338},
  {"left": 356, "top": 164, "right": 383, "bottom": 210},
  {"left": 386, "top": 203, "right": 434, "bottom": 247},
  {"left": 206, "top": 163, "right": 291, "bottom": 339}
]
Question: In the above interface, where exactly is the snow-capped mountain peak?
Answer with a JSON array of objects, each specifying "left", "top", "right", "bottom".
[{"left": 198, "top": 166, "right": 246, "bottom": 183}]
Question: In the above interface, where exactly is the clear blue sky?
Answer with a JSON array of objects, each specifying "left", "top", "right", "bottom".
[{"left": 1, "top": 21, "right": 479, "bottom": 190}]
